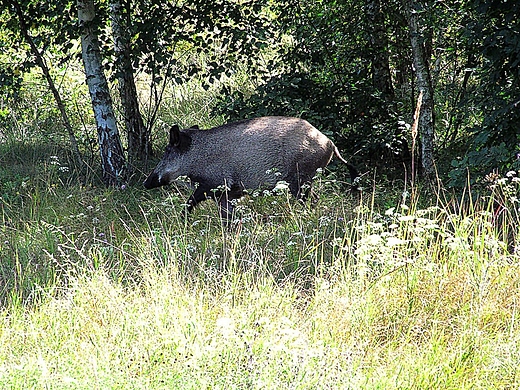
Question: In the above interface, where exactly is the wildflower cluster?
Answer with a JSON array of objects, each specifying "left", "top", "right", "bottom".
[
  {"left": 488, "top": 170, "right": 520, "bottom": 215},
  {"left": 49, "top": 155, "right": 69, "bottom": 173},
  {"left": 353, "top": 204, "right": 442, "bottom": 273}
]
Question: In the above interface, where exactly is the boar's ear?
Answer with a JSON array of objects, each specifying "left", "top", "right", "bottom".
[{"left": 169, "top": 125, "right": 181, "bottom": 146}]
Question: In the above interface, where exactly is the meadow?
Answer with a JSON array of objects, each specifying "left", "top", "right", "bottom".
[{"left": 1, "top": 78, "right": 520, "bottom": 389}]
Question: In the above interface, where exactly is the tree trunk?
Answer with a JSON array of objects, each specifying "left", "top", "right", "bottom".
[
  {"left": 367, "top": 0, "right": 394, "bottom": 100},
  {"left": 8, "top": 0, "right": 84, "bottom": 169},
  {"left": 78, "top": 0, "right": 126, "bottom": 186},
  {"left": 109, "top": 0, "right": 151, "bottom": 165},
  {"left": 405, "top": 0, "right": 435, "bottom": 179}
]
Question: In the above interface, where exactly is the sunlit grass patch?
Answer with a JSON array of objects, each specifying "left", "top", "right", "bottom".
[
  {"left": 1, "top": 237, "right": 518, "bottom": 388},
  {"left": 1, "top": 165, "right": 520, "bottom": 388}
]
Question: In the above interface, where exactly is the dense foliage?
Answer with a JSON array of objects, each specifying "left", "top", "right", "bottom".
[
  {"left": 448, "top": 0, "right": 520, "bottom": 187},
  {"left": 216, "top": 0, "right": 520, "bottom": 185},
  {"left": 216, "top": 0, "right": 409, "bottom": 169}
]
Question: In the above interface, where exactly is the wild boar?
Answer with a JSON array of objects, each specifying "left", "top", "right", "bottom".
[{"left": 144, "top": 116, "right": 358, "bottom": 220}]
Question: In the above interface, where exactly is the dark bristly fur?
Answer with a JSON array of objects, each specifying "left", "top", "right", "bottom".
[{"left": 144, "top": 116, "right": 358, "bottom": 221}]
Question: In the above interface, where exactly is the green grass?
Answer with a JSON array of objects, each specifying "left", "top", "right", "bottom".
[{"left": 1, "top": 152, "right": 519, "bottom": 388}]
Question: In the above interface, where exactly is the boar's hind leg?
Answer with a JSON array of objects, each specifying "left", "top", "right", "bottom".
[
  {"left": 218, "top": 195, "right": 234, "bottom": 221},
  {"left": 288, "top": 175, "right": 314, "bottom": 202}
]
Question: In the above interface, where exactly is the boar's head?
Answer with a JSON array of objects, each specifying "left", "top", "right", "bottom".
[{"left": 143, "top": 125, "right": 192, "bottom": 189}]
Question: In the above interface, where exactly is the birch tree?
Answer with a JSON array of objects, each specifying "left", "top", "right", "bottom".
[
  {"left": 109, "top": 0, "right": 150, "bottom": 164},
  {"left": 405, "top": 0, "right": 435, "bottom": 179},
  {"left": 78, "top": 0, "right": 126, "bottom": 186}
]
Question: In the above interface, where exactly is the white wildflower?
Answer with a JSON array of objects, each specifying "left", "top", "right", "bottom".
[{"left": 386, "top": 237, "right": 407, "bottom": 247}]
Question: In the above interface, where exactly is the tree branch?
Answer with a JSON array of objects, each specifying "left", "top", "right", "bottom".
[{"left": 7, "top": 0, "right": 84, "bottom": 170}]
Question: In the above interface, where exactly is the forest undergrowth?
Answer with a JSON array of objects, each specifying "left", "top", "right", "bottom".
[{"left": 1, "top": 138, "right": 519, "bottom": 388}]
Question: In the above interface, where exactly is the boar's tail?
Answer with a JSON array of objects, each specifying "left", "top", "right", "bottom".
[{"left": 333, "top": 145, "right": 360, "bottom": 192}]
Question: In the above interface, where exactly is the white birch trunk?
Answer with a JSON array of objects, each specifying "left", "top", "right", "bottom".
[
  {"left": 78, "top": 0, "right": 126, "bottom": 185},
  {"left": 406, "top": 0, "right": 435, "bottom": 179},
  {"left": 110, "top": 0, "right": 150, "bottom": 164}
]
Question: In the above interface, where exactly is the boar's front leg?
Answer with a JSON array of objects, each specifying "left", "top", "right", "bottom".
[
  {"left": 185, "top": 185, "right": 213, "bottom": 215},
  {"left": 185, "top": 184, "right": 243, "bottom": 223},
  {"left": 216, "top": 186, "right": 245, "bottom": 222}
]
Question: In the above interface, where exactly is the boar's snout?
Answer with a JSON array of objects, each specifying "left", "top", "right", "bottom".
[{"left": 143, "top": 172, "right": 161, "bottom": 189}]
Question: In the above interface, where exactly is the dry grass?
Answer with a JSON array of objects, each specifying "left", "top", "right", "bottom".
[{"left": 1, "top": 168, "right": 519, "bottom": 388}]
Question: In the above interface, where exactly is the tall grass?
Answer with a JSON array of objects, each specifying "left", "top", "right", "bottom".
[{"left": 1, "top": 150, "right": 519, "bottom": 388}]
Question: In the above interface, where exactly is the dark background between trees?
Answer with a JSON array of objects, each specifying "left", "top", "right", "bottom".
[{"left": 1, "top": 0, "right": 519, "bottom": 189}]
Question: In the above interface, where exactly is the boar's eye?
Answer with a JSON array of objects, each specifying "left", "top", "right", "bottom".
[{"left": 164, "top": 144, "right": 176, "bottom": 155}]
